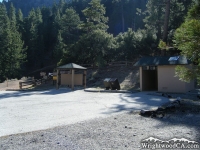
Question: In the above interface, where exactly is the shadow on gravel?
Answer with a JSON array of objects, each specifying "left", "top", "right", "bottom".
[
  {"left": 152, "top": 98, "right": 200, "bottom": 142},
  {"left": 0, "top": 89, "right": 75, "bottom": 100},
  {"left": 107, "top": 92, "right": 170, "bottom": 113},
  {"left": 107, "top": 92, "right": 200, "bottom": 141}
]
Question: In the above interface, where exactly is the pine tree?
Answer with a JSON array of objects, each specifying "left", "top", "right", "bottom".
[
  {"left": 80, "top": 0, "right": 108, "bottom": 33},
  {"left": 174, "top": 0, "right": 200, "bottom": 84},
  {"left": 60, "top": 8, "right": 81, "bottom": 45},
  {"left": 75, "top": 0, "right": 114, "bottom": 66},
  {"left": 53, "top": 31, "right": 66, "bottom": 63},
  {"left": 0, "top": 3, "right": 26, "bottom": 81},
  {"left": 0, "top": 3, "right": 10, "bottom": 81},
  {"left": 7, "top": 3, "right": 26, "bottom": 78},
  {"left": 25, "top": 8, "right": 43, "bottom": 68}
]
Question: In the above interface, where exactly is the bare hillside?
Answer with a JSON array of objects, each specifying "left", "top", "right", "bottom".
[
  {"left": 86, "top": 66, "right": 140, "bottom": 90},
  {"left": 0, "top": 66, "right": 140, "bottom": 91}
]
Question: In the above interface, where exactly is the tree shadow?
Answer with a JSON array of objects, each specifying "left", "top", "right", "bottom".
[
  {"left": 107, "top": 91, "right": 200, "bottom": 143},
  {"left": 103, "top": 92, "right": 171, "bottom": 114},
  {"left": 0, "top": 88, "right": 79, "bottom": 100}
]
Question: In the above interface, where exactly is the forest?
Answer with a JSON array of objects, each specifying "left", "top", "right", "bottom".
[{"left": 0, "top": 0, "right": 199, "bottom": 83}]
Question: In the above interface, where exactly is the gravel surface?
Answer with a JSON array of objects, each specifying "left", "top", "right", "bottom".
[
  {"left": 1, "top": 80, "right": 200, "bottom": 150},
  {"left": 0, "top": 106, "right": 200, "bottom": 150}
]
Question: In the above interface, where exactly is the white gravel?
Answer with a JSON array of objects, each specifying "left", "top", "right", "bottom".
[
  {"left": 0, "top": 89, "right": 200, "bottom": 150},
  {"left": 0, "top": 111, "right": 200, "bottom": 150},
  {"left": 0, "top": 89, "right": 170, "bottom": 137}
]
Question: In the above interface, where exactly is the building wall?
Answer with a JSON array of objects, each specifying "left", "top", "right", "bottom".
[
  {"left": 61, "top": 74, "right": 83, "bottom": 85},
  {"left": 157, "top": 65, "right": 194, "bottom": 93}
]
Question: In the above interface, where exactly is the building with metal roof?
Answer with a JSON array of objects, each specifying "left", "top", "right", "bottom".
[
  {"left": 56, "top": 63, "right": 87, "bottom": 90},
  {"left": 134, "top": 56, "right": 194, "bottom": 93}
]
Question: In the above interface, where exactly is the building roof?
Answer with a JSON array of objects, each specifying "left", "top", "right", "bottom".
[
  {"left": 57, "top": 63, "right": 87, "bottom": 70},
  {"left": 134, "top": 56, "right": 191, "bottom": 66}
]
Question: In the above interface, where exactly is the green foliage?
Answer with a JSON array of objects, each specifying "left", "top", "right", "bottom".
[
  {"left": 158, "top": 40, "right": 167, "bottom": 50},
  {"left": 174, "top": 0, "right": 200, "bottom": 84},
  {"left": 175, "top": 65, "right": 196, "bottom": 83},
  {"left": 144, "top": 0, "right": 194, "bottom": 44},
  {"left": 0, "top": 0, "right": 197, "bottom": 81},
  {"left": 79, "top": 0, "right": 108, "bottom": 32},
  {"left": 59, "top": 27, "right": 115, "bottom": 67},
  {"left": 24, "top": 8, "right": 44, "bottom": 68},
  {"left": 53, "top": 31, "right": 66, "bottom": 63},
  {"left": 187, "top": 0, "right": 200, "bottom": 20},
  {"left": 0, "top": 3, "right": 26, "bottom": 81},
  {"left": 60, "top": 8, "right": 82, "bottom": 45},
  {"left": 115, "top": 29, "right": 156, "bottom": 61},
  {"left": 58, "top": 0, "right": 114, "bottom": 67}
]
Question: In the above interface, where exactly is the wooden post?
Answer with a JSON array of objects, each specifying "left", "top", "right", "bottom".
[
  {"left": 71, "top": 69, "right": 74, "bottom": 90},
  {"left": 6, "top": 78, "right": 8, "bottom": 87},
  {"left": 139, "top": 67, "right": 143, "bottom": 91},
  {"left": 19, "top": 82, "right": 22, "bottom": 89},
  {"left": 84, "top": 70, "right": 86, "bottom": 89},
  {"left": 56, "top": 69, "right": 59, "bottom": 89}
]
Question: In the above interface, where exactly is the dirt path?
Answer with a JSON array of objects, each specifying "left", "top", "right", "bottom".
[{"left": 0, "top": 80, "right": 22, "bottom": 91}]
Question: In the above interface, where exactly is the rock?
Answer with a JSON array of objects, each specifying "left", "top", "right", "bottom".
[
  {"left": 162, "top": 93, "right": 172, "bottom": 98},
  {"left": 168, "top": 95, "right": 172, "bottom": 98},
  {"left": 139, "top": 110, "right": 155, "bottom": 117}
]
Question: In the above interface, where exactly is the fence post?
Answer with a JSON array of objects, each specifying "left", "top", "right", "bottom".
[{"left": 6, "top": 78, "right": 8, "bottom": 87}]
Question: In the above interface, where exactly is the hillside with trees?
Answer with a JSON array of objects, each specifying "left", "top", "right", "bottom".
[{"left": 0, "top": 0, "right": 197, "bottom": 82}]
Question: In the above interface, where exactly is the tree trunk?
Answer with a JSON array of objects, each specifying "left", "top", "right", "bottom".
[
  {"left": 162, "top": 0, "right": 170, "bottom": 42},
  {"left": 121, "top": 1, "right": 124, "bottom": 33},
  {"left": 157, "top": 6, "right": 162, "bottom": 43}
]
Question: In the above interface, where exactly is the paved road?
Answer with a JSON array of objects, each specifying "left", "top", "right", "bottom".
[{"left": 0, "top": 89, "right": 170, "bottom": 137}]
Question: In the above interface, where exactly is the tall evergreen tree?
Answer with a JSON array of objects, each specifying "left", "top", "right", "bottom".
[
  {"left": 59, "top": 0, "right": 114, "bottom": 67},
  {"left": 0, "top": 3, "right": 10, "bottom": 81},
  {"left": 60, "top": 8, "right": 81, "bottom": 45},
  {"left": 80, "top": 0, "right": 108, "bottom": 32},
  {"left": 0, "top": 3, "right": 26, "bottom": 81},
  {"left": 53, "top": 30, "right": 66, "bottom": 63},
  {"left": 25, "top": 8, "right": 44, "bottom": 68},
  {"left": 174, "top": 0, "right": 200, "bottom": 84},
  {"left": 144, "top": 0, "right": 194, "bottom": 43}
]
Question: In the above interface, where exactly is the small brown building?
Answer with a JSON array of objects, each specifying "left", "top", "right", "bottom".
[
  {"left": 134, "top": 56, "right": 194, "bottom": 93},
  {"left": 56, "top": 63, "right": 87, "bottom": 90}
]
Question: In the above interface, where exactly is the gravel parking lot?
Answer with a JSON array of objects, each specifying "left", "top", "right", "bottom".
[
  {"left": 0, "top": 111, "right": 200, "bottom": 150},
  {"left": 0, "top": 89, "right": 170, "bottom": 137},
  {"left": 0, "top": 89, "right": 200, "bottom": 150}
]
